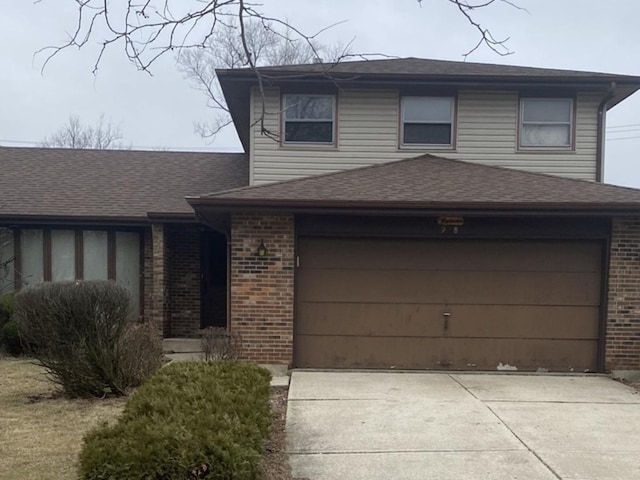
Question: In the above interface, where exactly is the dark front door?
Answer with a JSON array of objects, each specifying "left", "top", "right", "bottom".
[{"left": 200, "top": 230, "right": 228, "bottom": 329}]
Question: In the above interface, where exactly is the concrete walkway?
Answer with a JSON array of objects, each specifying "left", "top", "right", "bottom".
[{"left": 286, "top": 371, "right": 640, "bottom": 480}]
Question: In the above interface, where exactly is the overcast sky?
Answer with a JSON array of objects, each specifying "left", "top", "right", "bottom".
[{"left": 1, "top": 1, "right": 639, "bottom": 186}]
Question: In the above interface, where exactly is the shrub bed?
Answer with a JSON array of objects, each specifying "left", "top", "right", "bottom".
[
  {"left": 79, "top": 361, "right": 272, "bottom": 480},
  {"left": 0, "top": 294, "right": 21, "bottom": 355},
  {"left": 14, "top": 281, "right": 162, "bottom": 397}
]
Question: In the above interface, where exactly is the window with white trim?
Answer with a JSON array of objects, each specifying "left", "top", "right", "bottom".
[
  {"left": 520, "top": 98, "right": 573, "bottom": 148},
  {"left": 283, "top": 94, "right": 335, "bottom": 144},
  {"left": 401, "top": 96, "right": 455, "bottom": 147}
]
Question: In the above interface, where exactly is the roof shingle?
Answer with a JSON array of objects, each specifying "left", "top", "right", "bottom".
[
  {"left": 190, "top": 154, "right": 640, "bottom": 212},
  {"left": 219, "top": 57, "right": 640, "bottom": 82},
  {"left": 0, "top": 147, "right": 248, "bottom": 221}
]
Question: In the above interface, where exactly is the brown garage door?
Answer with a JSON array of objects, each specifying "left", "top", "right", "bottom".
[{"left": 295, "top": 237, "right": 602, "bottom": 372}]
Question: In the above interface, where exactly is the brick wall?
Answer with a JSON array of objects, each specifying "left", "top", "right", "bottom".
[
  {"left": 606, "top": 217, "right": 640, "bottom": 371},
  {"left": 143, "top": 227, "right": 153, "bottom": 326},
  {"left": 150, "top": 224, "right": 170, "bottom": 336},
  {"left": 230, "top": 213, "right": 294, "bottom": 365},
  {"left": 168, "top": 225, "right": 201, "bottom": 337}
]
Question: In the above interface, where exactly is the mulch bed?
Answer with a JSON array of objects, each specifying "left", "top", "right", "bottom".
[{"left": 259, "top": 386, "right": 299, "bottom": 480}]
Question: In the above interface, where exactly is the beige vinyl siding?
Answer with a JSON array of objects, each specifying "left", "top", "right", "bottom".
[{"left": 250, "top": 87, "right": 600, "bottom": 185}]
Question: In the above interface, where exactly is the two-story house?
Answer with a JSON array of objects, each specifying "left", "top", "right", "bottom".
[{"left": 3, "top": 58, "right": 640, "bottom": 375}]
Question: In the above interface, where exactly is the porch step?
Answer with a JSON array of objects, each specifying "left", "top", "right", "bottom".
[{"left": 163, "top": 338, "right": 203, "bottom": 354}]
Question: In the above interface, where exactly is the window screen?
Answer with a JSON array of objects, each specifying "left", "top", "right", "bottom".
[
  {"left": 520, "top": 98, "right": 573, "bottom": 148},
  {"left": 401, "top": 97, "right": 455, "bottom": 146},
  {"left": 283, "top": 95, "right": 334, "bottom": 143},
  {"left": 20, "top": 230, "right": 44, "bottom": 287},
  {"left": 116, "top": 232, "right": 140, "bottom": 315}
]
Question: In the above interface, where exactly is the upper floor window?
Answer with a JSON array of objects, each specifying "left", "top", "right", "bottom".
[
  {"left": 401, "top": 96, "right": 455, "bottom": 147},
  {"left": 283, "top": 94, "right": 335, "bottom": 144},
  {"left": 520, "top": 98, "right": 573, "bottom": 149}
]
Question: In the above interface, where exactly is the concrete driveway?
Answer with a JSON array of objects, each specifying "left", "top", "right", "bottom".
[{"left": 286, "top": 371, "right": 640, "bottom": 480}]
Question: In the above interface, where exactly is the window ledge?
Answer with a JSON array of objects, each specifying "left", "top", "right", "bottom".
[
  {"left": 279, "top": 143, "right": 338, "bottom": 151},
  {"left": 399, "top": 145, "right": 456, "bottom": 151},
  {"left": 517, "top": 147, "right": 575, "bottom": 153}
]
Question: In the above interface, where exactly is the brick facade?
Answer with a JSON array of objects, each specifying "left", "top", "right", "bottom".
[
  {"left": 150, "top": 224, "right": 170, "bottom": 336},
  {"left": 140, "top": 214, "right": 640, "bottom": 372},
  {"left": 606, "top": 217, "right": 640, "bottom": 371},
  {"left": 168, "top": 225, "right": 201, "bottom": 337},
  {"left": 230, "top": 213, "right": 294, "bottom": 365},
  {"left": 143, "top": 227, "right": 153, "bottom": 326}
]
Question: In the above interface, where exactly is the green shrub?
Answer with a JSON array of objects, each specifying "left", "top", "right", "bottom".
[
  {"left": 0, "top": 320, "right": 22, "bottom": 355},
  {"left": 14, "top": 281, "right": 162, "bottom": 397},
  {"left": 79, "top": 361, "right": 272, "bottom": 480}
]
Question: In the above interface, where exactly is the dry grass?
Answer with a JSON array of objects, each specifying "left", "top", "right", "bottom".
[{"left": 0, "top": 357, "right": 126, "bottom": 480}]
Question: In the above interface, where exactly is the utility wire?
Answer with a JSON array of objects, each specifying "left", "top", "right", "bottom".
[
  {"left": 606, "top": 136, "right": 640, "bottom": 142},
  {"left": 607, "top": 123, "right": 640, "bottom": 130}
]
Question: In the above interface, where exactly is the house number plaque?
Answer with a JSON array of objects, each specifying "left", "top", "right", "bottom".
[{"left": 438, "top": 216, "right": 464, "bottom": 234}]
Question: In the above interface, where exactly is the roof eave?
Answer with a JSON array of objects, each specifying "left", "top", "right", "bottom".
[
  {"left": 0, "top": 214, "right": 151, "bottom": 226},
  {"left": 188, "top": 197, "right": 640, "bottom": 217}
]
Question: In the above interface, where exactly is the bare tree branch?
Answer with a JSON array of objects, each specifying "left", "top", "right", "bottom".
[
  {"left": 40, "top": 115, "right": 125, "bottom": 149},
  {"left": 420, "top": 0, "right": 529, "bottom": 59},
  {"left": 37, "top": 0, "right": 524, "bottom": 140}
]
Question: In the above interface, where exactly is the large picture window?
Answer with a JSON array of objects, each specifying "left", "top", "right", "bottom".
[
  {"left": 401, "top": 96, "right": 455, "bottom": 147},
  {"left": 1, "top": 228, "right": 142, "bottom": 314},
  {"left": 0, "top": 230, "right": 15, "bottom": 293},
  {"left": 520, "top": 98, "right": 573, "bottom": 148},
  {"left": 283, "top": 94, "right": 335, "bottom": 144}
]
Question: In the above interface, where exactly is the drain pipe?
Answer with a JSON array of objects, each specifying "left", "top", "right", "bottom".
[{"left": 596, "top": 82, "right": 616, "bottom": 182}]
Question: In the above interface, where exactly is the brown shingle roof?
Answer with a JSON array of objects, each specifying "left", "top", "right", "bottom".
[
  {"left": 219, "top": 57, "right": 640, "bottom": 82},
  {"left": 189, "top": 154, "right": 640, "bottom": 213},
  {"left": 0, "top": 147, "right": 247, "bottom": 221}
]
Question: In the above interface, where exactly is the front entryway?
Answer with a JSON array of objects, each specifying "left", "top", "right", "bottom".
[
  {"left": 200, "top": 230, "right": 228, "bottom": 329},
  {"left": 295, "top": 237, "right": 603, "bottom": 371}
]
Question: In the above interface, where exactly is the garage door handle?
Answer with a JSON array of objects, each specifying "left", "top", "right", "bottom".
[{"left": 443, "top": 312, "right": 451, "bottom": 331}]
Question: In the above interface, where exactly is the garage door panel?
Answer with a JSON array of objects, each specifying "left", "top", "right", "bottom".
[
  {"left": 295, "top": 335, "right": 598, "bottom": 371},
  {"left": 295, "top": 237, "right": 603, "bottom": 372},
  {"left": 298, "top": 269, "right": 601, "bottom": 306},
  {"left": 295, "top": 335, "right": 443, "bottom": 369},
  {"left": 297, "top": 303, "right": 600, "bottom": 339},
  {"left": 438, "top": 338, "right": 598, "bottom": 372},
  {"left": 300, "top": 238, "right": 601, "bottom": 273}
]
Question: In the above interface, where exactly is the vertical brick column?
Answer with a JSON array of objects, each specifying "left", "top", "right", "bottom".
[
  {"left": 168, "top": 226, "right": 201, "bottom": 337},
  {"left": 606, "top": 217, "right": 640, "bottom": 372},
  {"left": 151, "top": 223, "right": 170, "bottom": 337},
  {"left": 143, "top": 227, "right": 154, "bottom": 324},
  {"left": 230, "top": 213, "right": 294, "bottom": 365}
]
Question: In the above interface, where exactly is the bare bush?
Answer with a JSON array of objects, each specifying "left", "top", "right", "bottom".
[
  {"left": 14, "top": 281, "right": 162, "bottom": 397},
  {"left": 200, "top": 327, "right": 242, "bottom": 361}
]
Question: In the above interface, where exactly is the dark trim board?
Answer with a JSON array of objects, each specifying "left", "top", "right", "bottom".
[{"left": 295, "top": 214, "right": 611, "bottom": 240}]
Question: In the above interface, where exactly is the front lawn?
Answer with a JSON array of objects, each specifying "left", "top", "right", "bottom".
[
  {"left": 0, "top": 357, "right": 126, "bottom": 480},
  {"left": 0, "top": 357, "right": 296, "bottom": 479}
]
